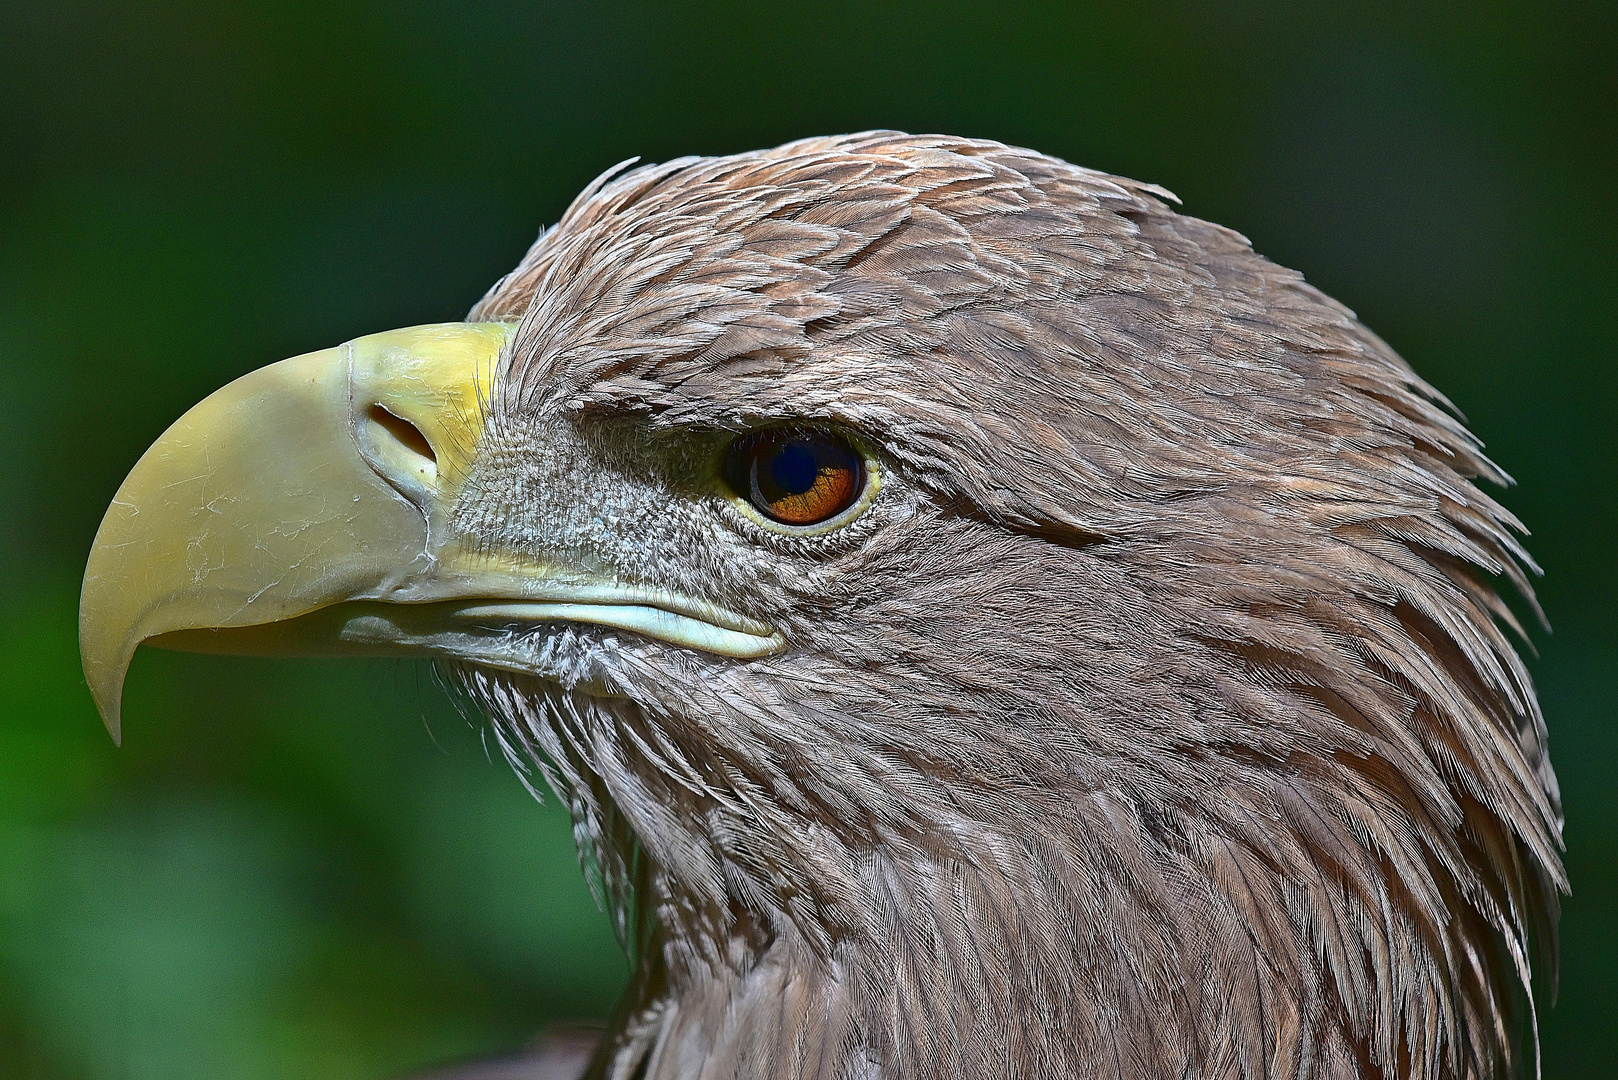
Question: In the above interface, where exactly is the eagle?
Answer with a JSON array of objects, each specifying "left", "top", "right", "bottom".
[{"left": 79, "top": 132, "right": 1564, "bottom": 1080}]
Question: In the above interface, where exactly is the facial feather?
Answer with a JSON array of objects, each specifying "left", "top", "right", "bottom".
[{"left": 447, "top": 132, "right": 1561, "bottom": 1080}]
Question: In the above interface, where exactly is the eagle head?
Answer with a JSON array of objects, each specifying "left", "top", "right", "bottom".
[{"left": 80, "top": 133, "right": 1563, "bottom": 1080}]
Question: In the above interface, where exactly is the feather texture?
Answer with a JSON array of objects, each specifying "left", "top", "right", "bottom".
[{"left": 442, "top": 133, "right": 1561, "bottom": 1080}]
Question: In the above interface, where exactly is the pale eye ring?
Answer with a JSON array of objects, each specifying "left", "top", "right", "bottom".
[{"left": 723, "top": 429, "right": 867, "bottom": 527}]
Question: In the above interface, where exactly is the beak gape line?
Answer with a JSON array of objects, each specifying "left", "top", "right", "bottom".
[{"left": 78, "top": 321, "right": 781, "bottom": 743}]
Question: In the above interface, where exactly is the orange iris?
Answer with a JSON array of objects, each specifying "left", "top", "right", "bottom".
[{"left": 724, "top": 429, "right": 865, "bottom": 526}]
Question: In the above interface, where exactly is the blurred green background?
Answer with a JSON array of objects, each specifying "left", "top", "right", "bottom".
[{"left": 0, "top": 2, "right": 1612, "bottom": 1077}]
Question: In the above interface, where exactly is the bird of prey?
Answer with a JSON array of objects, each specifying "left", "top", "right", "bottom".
[{"left": 80, "top": 132, "right": 1564, "bottom": 1080}]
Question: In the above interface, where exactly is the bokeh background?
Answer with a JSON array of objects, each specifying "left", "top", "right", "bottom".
[{"left": 1, "top": 2, "right": 1612, "bottom": 1077}]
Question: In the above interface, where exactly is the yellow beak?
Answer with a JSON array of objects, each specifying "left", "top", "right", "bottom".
[
  {"left": 79, "top": 323, "right": 507, "bottom": 742},
  {"left": 80, "top": 322, "right": 782, "bottom": 744}
]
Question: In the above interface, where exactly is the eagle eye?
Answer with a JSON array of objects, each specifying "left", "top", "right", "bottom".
[{"left": 723, "top": 428, "right": 868, "bottom": 528}]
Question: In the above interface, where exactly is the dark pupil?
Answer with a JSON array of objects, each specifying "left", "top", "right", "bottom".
[{"left": 767, "top": 442, "right": 819, "bottom": 495}]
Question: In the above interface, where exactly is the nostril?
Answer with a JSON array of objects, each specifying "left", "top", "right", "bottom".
[
  {"left": 359, "top": 404, "right": 440, "bottom": 498},
  {"left": 366, "top": 405, "right": 436, "bottom": 465}
]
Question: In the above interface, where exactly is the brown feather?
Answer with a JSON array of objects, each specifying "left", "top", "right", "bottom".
[{"left": 445, "top": 132, "right": 1561, "bottom": 1080}]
